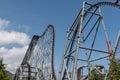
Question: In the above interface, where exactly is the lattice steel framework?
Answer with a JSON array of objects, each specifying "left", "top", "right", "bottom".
[
  {"left": 58, "top": 1, "right": 120, "bottom": 80},
  {"left": 14, "top": 25, "right": 56, "bottom": 80},
  {"left": 114, "top": 31, "right": 120, "bottom": 59}
]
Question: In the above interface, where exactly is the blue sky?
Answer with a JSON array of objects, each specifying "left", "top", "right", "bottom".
[{"left": 0, "top": 0, "right": 120, "bottom": 76}]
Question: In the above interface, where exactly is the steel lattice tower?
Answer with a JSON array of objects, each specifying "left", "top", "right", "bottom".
[
  {"left": 14, "top": 25, "right": 56, "bottom": 80},
  {"left": 58, "top": 1, "right": 120, "bottom": 80}
]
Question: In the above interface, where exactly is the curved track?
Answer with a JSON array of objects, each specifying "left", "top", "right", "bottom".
[
  {"left": 14, "top": 25, "right": 56, "bottom": 80},
  {"left": 69, "top": 1, "right": 120, "bottom": 31},
  {"left": 59, "top": 1, "right": 120, "bottom": 80}
]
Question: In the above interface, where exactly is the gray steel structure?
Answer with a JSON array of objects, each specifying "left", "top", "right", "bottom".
[
  {"left": 114, "top": 31, "right": 120, "bottom": 59},
  {"left": 58, "top": 1, "right": 120, "bottom": 80},
  {"left": 13, "top": 25, "right": 56, "bottom": 80}
]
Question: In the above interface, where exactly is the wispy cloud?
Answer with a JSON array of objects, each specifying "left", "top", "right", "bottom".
[
  {"left": 18, "top": 25, "right": 30, "bottom": 32},
  {"left": 0, "top": 18, "right": 10, "bottom": 30}
]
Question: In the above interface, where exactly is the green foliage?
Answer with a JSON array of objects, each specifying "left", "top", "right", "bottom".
[
  {"left": 88, "top": 69, "right": 104, "bottom": 80},
  {"left": 0, "top": 59, "right": 5, "bottom": 71},
  {"left": 108, "top": 58, "right": 120, "bottom": 80},
  {"left": 0, "top": 58, "right": 10, "bottom": 80},
  {"left": 0, "top": 70, "right": 10, "bottom": 80}
]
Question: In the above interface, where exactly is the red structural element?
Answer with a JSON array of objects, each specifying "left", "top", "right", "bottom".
[{"left": 106, "top": 41, "right": 111, "bottom": 59}]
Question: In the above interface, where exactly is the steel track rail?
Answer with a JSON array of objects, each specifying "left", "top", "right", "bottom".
[
  {"left": 61, "top": 1, "right": 120, "bottom": 80},
  {"left": 14, "top": 25, "right": 56, "bottom": 80}
]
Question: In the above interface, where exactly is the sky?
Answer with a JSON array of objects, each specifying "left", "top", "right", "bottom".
[{"left": 0, "top": 0, "right": 120, "bottom": 77}]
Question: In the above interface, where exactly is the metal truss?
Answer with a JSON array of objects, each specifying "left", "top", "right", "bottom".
[
  {"left": 114, "top": 31, "right": 120, "bottom": 58},
  {"left": 14, "top": 25, "right": 56, "bottom": 80},
  {"left": 58, "top": 1, "right": 120, "bottom": 80}
]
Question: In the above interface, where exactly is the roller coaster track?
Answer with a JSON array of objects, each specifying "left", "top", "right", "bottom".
[
  {"left": 59, "top": 1, "right": 120, "bottom": 80},
  {"left": 14, "top": 25, "right": 56, "bottom": 80},
  {"left": 69, "top": 1, "right": 120, "bottom": 31},
  {"left": 13, "top": 1, "right": 120, "bottom": 80}
]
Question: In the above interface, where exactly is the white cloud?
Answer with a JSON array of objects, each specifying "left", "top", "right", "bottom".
[
  {"left": 0, "top": 18, "right": 31, "bottom": 73},
  {"left": 4, "top": 46, "right": 28, "bottom": 59},
  {"left": 0, "top": 30, "right": 30, "bottom": 46},
  {"left": 0, "top": 18, "right": 10, "bottom": 29},
  {"left": 2, "top": 46, "right": 28, "bottom": 73},
  {"left": 0, "top": 47, "right": 8, "bottom": 54}
]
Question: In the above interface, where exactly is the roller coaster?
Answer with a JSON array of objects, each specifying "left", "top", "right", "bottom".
[
  {"left": 13, "top": 25, "right": 56, "bottom": 80},
  {"left": 14, "top": 0, "right": 120, "bottom": 80}
]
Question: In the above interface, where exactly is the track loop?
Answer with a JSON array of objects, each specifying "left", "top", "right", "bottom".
[{"left": 92, "top": 2, "right": 120, "bottom": 9}]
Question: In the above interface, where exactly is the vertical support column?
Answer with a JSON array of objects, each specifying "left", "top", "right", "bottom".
[
  {"left": 98, "top": 7, "right": 112, "bottom": 57},
  {"left": 72, "top": 2, "right": 85, "bottom": 80},
  {"left": 19, "top": 67, "right": 22, "bottom": 80},
  {"left": 58, "top": 29, "right": 70, "bottom": 80},
  {"left": 114, "top": 31, "right": 120, "bottom": 53},
  {"left": 98, "top": 7, "right": 112, "bottom": 80}
]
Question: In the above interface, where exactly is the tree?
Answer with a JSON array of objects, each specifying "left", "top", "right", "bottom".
[
  {"left": 109, "top": 58, "right": 120, "bottom": 79},
  {"left": 88, "top": 69, "right": 104, "bottom": 80},
  {"left": 0, "top": 58, "right": 5, "bottom": 71},
  {"left": 107, "top": 52, "right": 120, "bottom": 80},
  {"left": 0, "top": 58, "right": 10, "bottom": 80}
]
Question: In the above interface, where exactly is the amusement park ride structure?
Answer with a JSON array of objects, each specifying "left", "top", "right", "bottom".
[
  {"left": 14, "top": 25, "right": 56, "bottom": 80},
  {"left": 13, "top": 0, "right": 120, "bottom": 80},
  {"left": 58, "top": 1, "right": 120, "bottom": 80}
]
